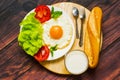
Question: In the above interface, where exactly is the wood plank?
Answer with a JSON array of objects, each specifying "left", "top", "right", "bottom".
[
  {"left": 0, "top": 0, "right": 16, "bottom": 12},
  {"left": 93, "top": 38, "right": 120, "bottom": 80},
  {"left": 0, "top": 40, "right": 34, "bottom": 80},
  {"left": 0, "top": 11, "right": 26, "bottom": 50},
  {"left": 101, "top": 0, "right": 120, "bottom": 50},
  {"left": 0, "top": 0, "right": 120, "bottom": 80},
  {"left": 0, "top": 0, "right": 22, "bottom": 24}
]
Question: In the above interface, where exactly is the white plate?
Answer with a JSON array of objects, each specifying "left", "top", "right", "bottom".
[{"left": 20, "top": 5, "right": 75, "bottom": 61}]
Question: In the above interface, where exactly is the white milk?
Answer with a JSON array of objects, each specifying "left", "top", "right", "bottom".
[{"left": 65, "top": 50, "right": 88, "bottom": 75}]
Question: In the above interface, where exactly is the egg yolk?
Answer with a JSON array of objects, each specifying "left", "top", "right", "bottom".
[{"left": 50, "top": 25, "right": 63, "bottom": 39}]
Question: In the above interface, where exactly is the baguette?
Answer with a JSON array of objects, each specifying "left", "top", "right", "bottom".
[{"left": 84, "top": 7, "right": 102, "bottom": 68}]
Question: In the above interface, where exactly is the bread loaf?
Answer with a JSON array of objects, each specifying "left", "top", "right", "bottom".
[{"left": 84, "top": 7, "right": 102, "bottom": 68}]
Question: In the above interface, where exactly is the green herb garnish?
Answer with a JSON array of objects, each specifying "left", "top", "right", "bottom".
[
  {"left": 50, "top": 44, "right": 58, "bottom": 57},
  {"left": 51, "top": 7, "right": 62, "bottom": 19}
]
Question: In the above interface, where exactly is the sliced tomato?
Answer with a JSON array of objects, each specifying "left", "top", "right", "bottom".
[
  {"left": 34, "top": 45, "right": 50, "bottom": 62},
  {"left": 35, "top": 5, "right": 51, "bottom": 23}
]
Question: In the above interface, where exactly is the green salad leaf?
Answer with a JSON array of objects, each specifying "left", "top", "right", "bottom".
[
  {"left": 20, "top": 13, "right": 40, "bottom": 26},
  {"left": 18, "top": 13, "right": 43, "bottom": 56}
]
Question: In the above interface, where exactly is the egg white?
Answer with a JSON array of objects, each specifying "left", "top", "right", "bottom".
[{"left": 42, "top": 14, "right": 73, "bottom": 49}]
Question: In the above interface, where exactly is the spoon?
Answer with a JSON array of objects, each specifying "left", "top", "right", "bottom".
[
  {"left": 72, "top": 7, "right": 79, "bottom": 39},
  {"left": 79, "top": 8, "right": 85, "bottom": 47}
]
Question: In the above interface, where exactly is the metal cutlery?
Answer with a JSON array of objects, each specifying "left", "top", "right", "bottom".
[
  {"left": 79, "top": 7, "right": 85, "bottom": 47},
  {"left": 72, "top": 7, "right": 79, "bottom": 39}
]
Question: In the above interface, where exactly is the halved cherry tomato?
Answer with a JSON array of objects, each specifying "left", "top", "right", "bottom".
[
  {"left": 34, "top": 45, "right": 50, "bottom": 62},
  {"left": 35, "top": 5, "right": 51, "bottom": 23}
]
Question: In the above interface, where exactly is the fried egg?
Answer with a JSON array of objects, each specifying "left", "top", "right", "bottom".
[{"left": 42, "top": 14, "right": 73, "bottom": 49}]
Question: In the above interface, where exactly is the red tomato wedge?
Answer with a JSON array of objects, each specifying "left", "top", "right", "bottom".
[
  {"left": 34, "top": 45, "right": 50, "bottom": 62},
  {"left": 35, "top": 5, "right": 51, "bottom": 23}
]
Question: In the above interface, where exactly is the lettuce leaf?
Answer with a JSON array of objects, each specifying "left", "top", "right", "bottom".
[{"left": 18, "top": 12, "right": 43, "bottom": 56}]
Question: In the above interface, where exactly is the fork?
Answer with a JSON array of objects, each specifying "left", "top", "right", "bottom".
[{"left": 79, "top": 8, "right": 86, "bottom": 47}]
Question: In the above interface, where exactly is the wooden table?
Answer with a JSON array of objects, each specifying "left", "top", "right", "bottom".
[{"left": 0, "top": 0, "right": 120, "bottom": 80}]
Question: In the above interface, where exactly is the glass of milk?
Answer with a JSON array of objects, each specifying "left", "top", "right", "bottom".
[{"left": 65, "top": 50, "right": 88, "bottom": 75}]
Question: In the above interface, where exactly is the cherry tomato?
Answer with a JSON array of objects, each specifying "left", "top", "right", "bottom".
[
  {"left": 34, "top": 45, "right": 50, "bottom": 62},
  {"left": 35, "top": 5, "right": 51, "bottom": 23}
]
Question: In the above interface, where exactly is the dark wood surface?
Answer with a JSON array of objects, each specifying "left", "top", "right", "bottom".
[{"left": 0, "top": 0, "right": 120, "bottom": 80}]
